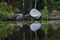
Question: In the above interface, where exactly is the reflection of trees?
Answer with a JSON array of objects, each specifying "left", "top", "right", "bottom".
[
  {"left": 51, "top": 22, "right": 60, "bottom": 29},
  {"left": 42, "top": 20, "right": 60, "bottom": 40},
  {"left": 47, "top": 20, "right": 60, "bottom": 29}
]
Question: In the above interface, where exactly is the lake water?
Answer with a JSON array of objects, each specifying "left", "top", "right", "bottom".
[{"left": 0, "top": 20, "right": 60, "bottom": 40}]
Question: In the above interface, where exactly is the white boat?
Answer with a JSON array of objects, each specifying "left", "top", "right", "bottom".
[{"left": 30, "top": 8, "right": 41, "bottom": 19}]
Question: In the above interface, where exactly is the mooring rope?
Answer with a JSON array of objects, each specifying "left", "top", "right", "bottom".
[
  {"left": 34, "top": 0, "right": 38, "bottom": 8},
  {"left": 23, "top": 0, "right": 25, "bottom": 9}
]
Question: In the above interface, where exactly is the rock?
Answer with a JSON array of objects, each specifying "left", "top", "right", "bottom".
[
  {"left": 16, "top": 14, "right": 24, "bottom": 21},
  {"left": 24, "top": 14, "right": 31, "bottom": 20},
  {"left": 48, "top": 10, "right": 60, "bottom": 19},
  {"left": 48, "top": 15, "right": 60, "bottom": 19},
  {"left": 6, "top": 15, "right": 17, "bottom": 21}
]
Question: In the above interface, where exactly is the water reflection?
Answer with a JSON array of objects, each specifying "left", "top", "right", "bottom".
[
  {"left": 30, "top": 21, "right": 41, "bottom": 31},
  {"left": 0, "top": 20, "right": 60, "bottom": 40},
  {"left": 41, "top": 20, "right": 60, "bottom": 29},
  {"left": 30, "top": 21, "right": 41, "bottom": 40}
]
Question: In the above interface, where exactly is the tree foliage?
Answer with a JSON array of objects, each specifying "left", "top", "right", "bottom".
[
  {"left": 47, "top": 0, "right": 60, "bottom": 10},
  {"left": 0, "top": 2, "right": 14, "bottom": 20},
  {"left": 41, "top": 6, "right": 49, "bottom": 19}
]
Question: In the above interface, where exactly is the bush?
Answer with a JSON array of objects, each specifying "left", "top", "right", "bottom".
[
  {"left": 0, "top": 2, "right": 14, "bottom": 20},
  {"left": 41, "top": 6, "right": 49, "bottom": 19},
  {"left": 0, "top": 11, "right": 14, "bottom": 20},
  {"left": 0, "top": 2, "right": 12, "bottom": 11}
]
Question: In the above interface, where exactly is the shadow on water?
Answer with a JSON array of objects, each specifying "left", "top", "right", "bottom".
[{"left": 0, "top": 20, "right": 60, "bottom": 40}]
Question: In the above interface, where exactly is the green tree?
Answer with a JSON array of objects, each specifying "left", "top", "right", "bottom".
[
  {"left": 41, "top": 6, "right": 49, "bottom": 19},
  {"left": 0, "top": 2, "right": 14, "bottom": 20}
]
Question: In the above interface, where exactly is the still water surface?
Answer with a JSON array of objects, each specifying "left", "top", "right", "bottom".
[{"left": 0, "top": 20, "right": 60, "bottom": 40}]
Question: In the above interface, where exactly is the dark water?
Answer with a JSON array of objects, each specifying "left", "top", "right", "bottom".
[{"left": 0, "top": 20, "right": 60, "bottom": 40}]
